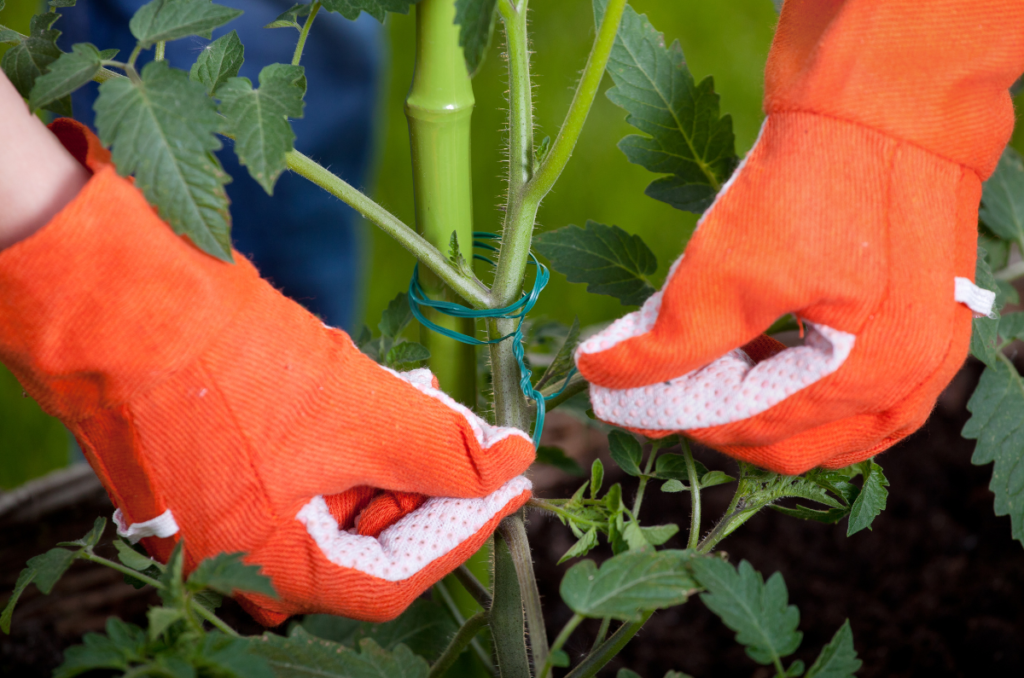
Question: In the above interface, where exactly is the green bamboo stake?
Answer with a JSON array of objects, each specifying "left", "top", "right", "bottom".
[
  {"left": 406, "top": 2, "right": 494, "bottom": 672},
  {"left": 406, "top": 0, "right": 478, "bottom": 407}
]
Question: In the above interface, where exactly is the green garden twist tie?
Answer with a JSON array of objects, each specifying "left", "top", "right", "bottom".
[{"left": 408, "top": 233, "right": 578, "bottom": 448}]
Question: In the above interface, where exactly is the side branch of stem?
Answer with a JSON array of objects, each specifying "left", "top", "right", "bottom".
[{"left": 285, "top": 150, "right": 489, "bottom": 308}]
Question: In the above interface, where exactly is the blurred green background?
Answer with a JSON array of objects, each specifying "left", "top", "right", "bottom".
[{"left": 6, "top": 0, "right": 1023, "bottom": 489}]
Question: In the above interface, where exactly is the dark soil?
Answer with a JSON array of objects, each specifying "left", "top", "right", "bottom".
[{"left": 2, "top": 360, "right": 1023, "bottom": 677}]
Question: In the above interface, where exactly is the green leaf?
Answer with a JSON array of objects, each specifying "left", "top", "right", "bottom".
[
  {"left": 534, "top": 221, "right": 658, "bottom": 306},
  {"left": 248, "top": 628, "right": 429, "bottom": 678},
  {"left": 24, "top": 548, "right": 79, "bottom": 595},
  {"left": 50, "top": 0, "right": 78, "bottom": 7},
  {"left": 551, "top": 650, "right": 570, "bottom": 668},
  {"left": 661, "top": 479, "right": 687, "bottom": 493},
  {"left": 770, "top": 504, "right": 850, "bottom": 525},
  {"left": 618, "top": 671, "right": 641, "bottom": 678},
  {"left": 536, "top": 445, "right": 585, "bottom": 476},
  {"left": 980, "top": 147, "right": 1024, "bottom": 245},
  {"left": 1, "top": 569, "right": 35, "bottom": 634},
  {"left": 158, "top": 541, "right": 186, "bottom": 607},
  {"left": 190, "top": 29, "right": 244, "bottom": 96},
  {"left": 28, "top": 42, "right": 101, "bottom": 110},
  {"left": 95, "top": 60, "right": 233, "bottom": 261},
  {"left": 129, "top": 0, "right": 243, "bottom": 48},
  {"left": 265, "top": 3, "right": 312, "bottom": 29},
  {"left": 198, "top": 631, "right": 276, "bottom": 678},
  {"left": 536, "top": 317, "right": 580, "bottom": 391},
  {"left": 0, "top": 27, "right": 22, "bottom": 46},
  {"left": 115, "top": 539, "right": 164, "bottom": 573},
  {"left": 622, "top": 521, "right": 649, "bottom": 551},
  {"left": 558, "top": 526, "right": 599, "bottom": 564},
  {"left": 690, "top": 558, "right": 802, "bottom": 666},
  {"left": 700, "top": 470, "right": 735, "bottom": 488},
  {"left": 379, "top": 292, "right": 413, "bottom": 339},
  {"left": 971, "top": 247, "right": 1002, "bottom": 367},
  {"left": 321, "top": 0, "right": 421, "bottom": 22},
  {"left": 1000, "top": 312, "right": 1024, "bottom": 342},
  {"left": 147, "top": 606, "right": 183, "bottom": 639},
  {"left": 640, "top": 523, "right": 679, "bottom": 546},
  {"left": 963, "top": 358, "right": 1024, "bottom": 545},
  {"left": 1, "top": 13, "right": 69, "bottom": 115},
  {"left": 590, "top": 458, "right": 605, "bottom": 499},
  {"left": 187, "top": 552, "right": 277, "bottom": 598},
  {"left": 386, "top": 341, "right": 430, "bottom": 368},
  {"left": 55, "top": 618, "right": 146, "bottom": 678},
  {"left": 609, "top": 430, "right": 643, "bottom": 476},
  {"left": 560, "top": 550, "right": 697, "bottom": 620},
  {"left": 56, "top": 516, "right": 107, "bottom": 548},
  {"left": 597, "top": 1, "right": 737, "bottom": 213},
  {"left": 655, "top": 454, "right": 706, "bottom": 481},
  {"left": 303, "top": 598, "right": 456, "bottom": 662},
  {"left": 219, "top": 63, "right": 305, "bottom": 194},
  {"left": 454, "top": 0, "right": 497, "bottom": 77},
  {"left": 805, "top": 620, "right": 862, "bottom": 678},
  {"left": 846, "top": 460, "right": 888, "bottom": 536}
]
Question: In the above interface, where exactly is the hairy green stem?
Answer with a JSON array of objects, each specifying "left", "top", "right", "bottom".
[
  {"left": 563, "top": 612, "right": 653, "bottom": 678},
  {"left": 490, "top": 0, "right": 536, "bottom": 308},
  {"left": 682, "top": 440, "right": 702, "bottom": 550},
  {"left": 527, "top": 498, "right": 605, "bottom": 529},
  {"left": 154, "top": 41, "right": 165, "bottom": 61},
  {"left": 498, "top": 515, "right": 549, "bottom": 675},
  {"left": 455, "top": 564, "right": 493, "bottom": 609},
  {"left": 492, "top": 526, "right": 531, "bottom": 678},
  {"left": 429, "top": 611, "right": 491, "bottom": 678},
  {"left": 525, "top": 0, "right": 626, "bottom": 204},
  {"left": 285, "top": 150, "right": 489, "bottom": 308},
  {"left": 291, "top": 1, "right": 321, "bottom": 66},
  {"left": 539, "top": 613, "right": 583, "bottom": 678}
]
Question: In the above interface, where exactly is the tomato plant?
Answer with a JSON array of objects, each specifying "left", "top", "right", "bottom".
[{"left": 3, "top": 1, "right": 1024, "bottom": 676}]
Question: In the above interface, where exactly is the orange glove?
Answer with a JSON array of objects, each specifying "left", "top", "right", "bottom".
[
  {"left": 0, "top": 120, "right": 534, "bottom": 626},
  {"left": 577, "top": 0, "right": 1024, "bottom": 475}
]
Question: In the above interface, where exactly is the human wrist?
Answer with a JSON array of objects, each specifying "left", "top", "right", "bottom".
[{"left": 0, "top": 71, "right": 90, "bottom": 250}]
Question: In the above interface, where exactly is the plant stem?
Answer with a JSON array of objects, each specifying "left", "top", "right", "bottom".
[
  {"left": 631, "top": 440, "right": 662, "bottom": 517},
  {"left": 291, "top": 1, "right": 321, "bottom": 66},
  {"left": 498, "top": 516, "right": 550, "bottom": 675},
  {"left": 435, "top": 578, "right": 497, "bottom": 674},
  {"left": 527, "top": 498, "right": 605, "bottom": 529},
  {"left": 81, "top": 552, "right": 162, "bottom": 588},
  {"left": 995, "top": 258, "right": 1024, "bottom": 282},
  {"left": 191, "top": 598, "right": 241, "bottom": 637},
  {"left": 539, "top": 613, "right": 583, "bottom": 678},
  {"left": 525, "top": 0, "right": 626, "bottom": 204},
  {"left": 532, "top": 374, "right": 589, "bottom": 417},
  {"left": 79, "top": 552, "right": 239, "bottom": 637},
  {"left": 491, "top": 525, "right": 531, "bottom": 678},
  {"left": 285, "top": 150, "right": 489, "bottom": 308},
  {"left": 563, "top": 611, "right": 653, "bottom": 678},
  {"left": 126, "top": 43, "right": 143, "bottom": 70},
  {"left": 590, "top": 618, "right": 611, "bottom": 652},
  {"left": 154, "top": 41, "right": 165, "bottom": 62},
  {"left": 455, "top": 564, "right": 493, "bottom": 609},
  {"left": 682, "top": 440, "right": 702, "bottom": 550},
  {"left": 429, "top": 611, "right": 491, "bottom": 678},
  {"left": 490, "top": 0, "right": 536, "bottom": 309}
]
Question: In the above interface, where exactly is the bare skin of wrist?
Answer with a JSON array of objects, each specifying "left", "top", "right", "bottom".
[{"left": 0, "top": 71, "right": 90, "bottom": 251}]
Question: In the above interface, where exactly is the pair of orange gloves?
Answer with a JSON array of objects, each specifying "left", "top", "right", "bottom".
[{"left": 1, "top": 0, "right": 1021, "bottom": 624}]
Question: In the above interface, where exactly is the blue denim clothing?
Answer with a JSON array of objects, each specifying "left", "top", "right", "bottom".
[{"left": 57, "top": 0, "right": 382, "bottom": 331}]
